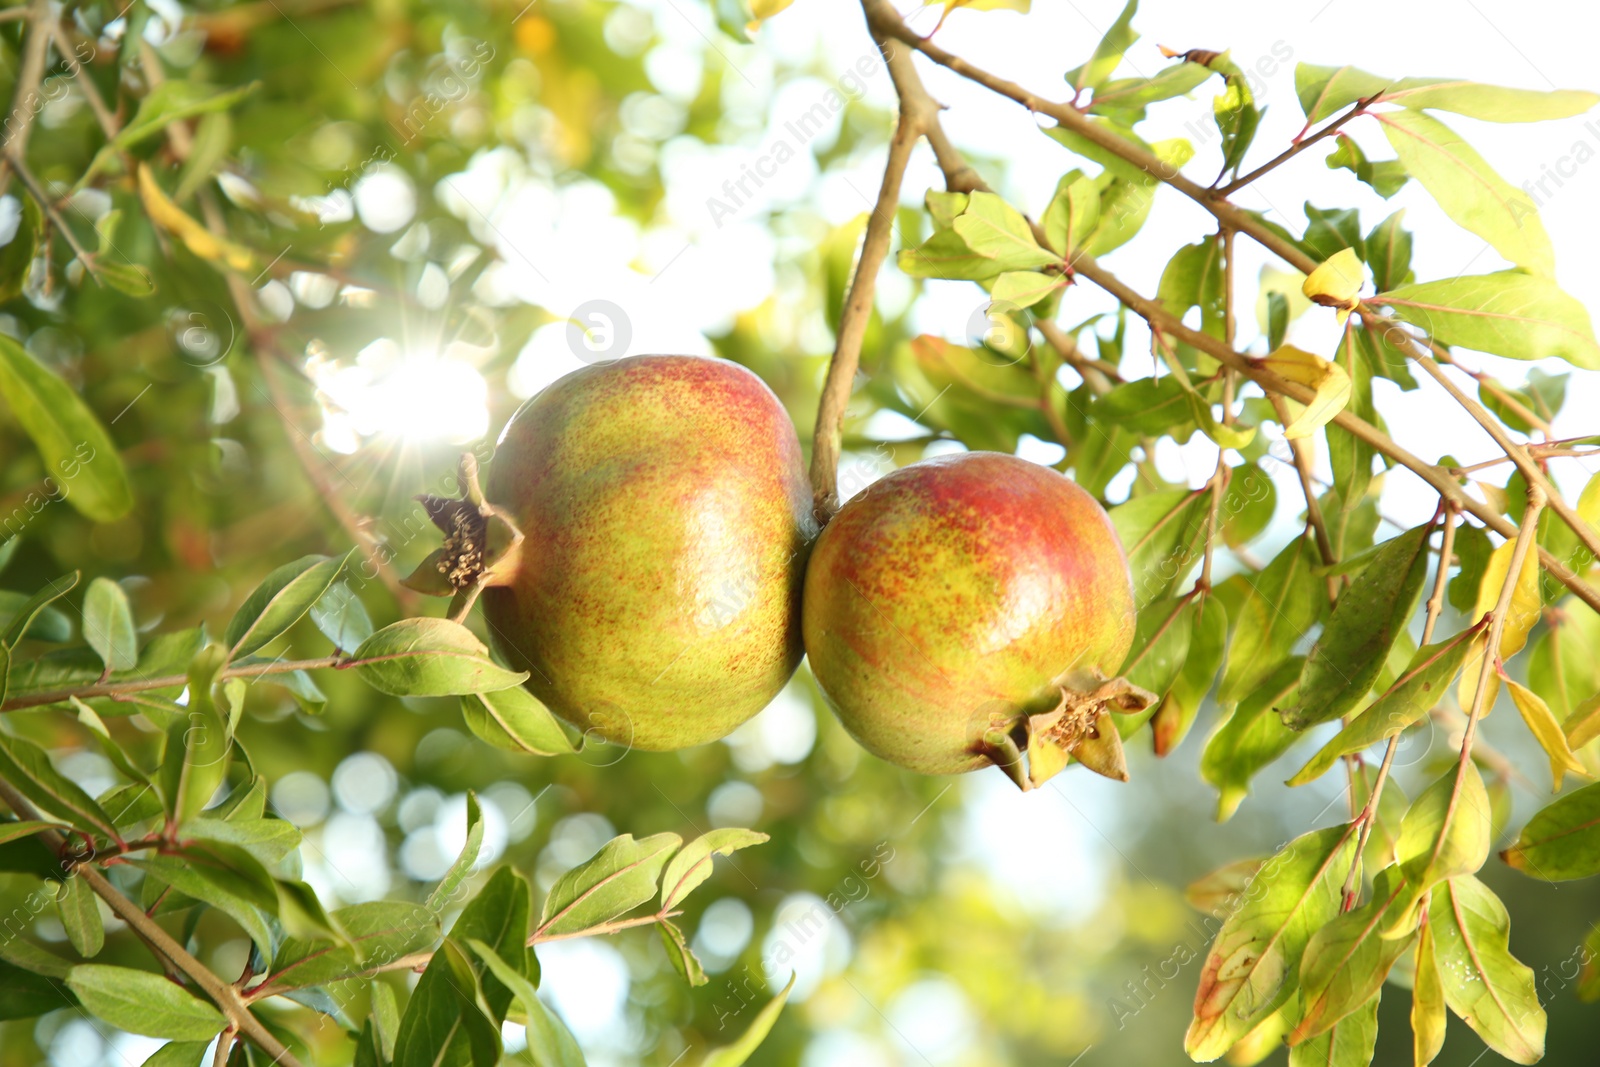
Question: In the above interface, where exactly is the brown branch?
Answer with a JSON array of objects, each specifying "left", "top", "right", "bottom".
[
  {"left": 810, "top": 5, "right": 939, "bottom": 523},
  {"left": 0, "top": 0, "right": 54, "bottom": 196}
]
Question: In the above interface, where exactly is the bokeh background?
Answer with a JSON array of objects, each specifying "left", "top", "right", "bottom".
[{"left": 2, "top": 0, "right": 1600, "bottom": 1064}]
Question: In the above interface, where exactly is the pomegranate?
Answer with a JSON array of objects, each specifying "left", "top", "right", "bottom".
[
  {"left": 801, "top": 452, "right": 1146, "bottom": 787},
  {"left": 412, "top": 356, "right": 816, "bottom": 751}
]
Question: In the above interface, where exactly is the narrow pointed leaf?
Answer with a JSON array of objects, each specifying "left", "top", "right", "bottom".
[
  {"left": 1218, "top": 535, "right": 1324, "bottom": 705},
  {"left": 0, "top": 337, "right": 132, "bottom": 523},
  {"left": 1388, "top": 764, "right": 1492, "bottom": 935},
  {"left": 1458, "top": 533, "right": 1542, "bottom": 715},
  {"left": 352, "top": 618, "right": 528, "bottom": 696},
  {"left": 1285, "top": 523, "right": 1432, "bottom": 729},
  {"left": 461, "top": 686, "right": 579, "bottom": 756},
  {"left": 1292, "top": 866, "right": 1414, "bottom": 1042},
  {"left": 1500, "top": 780, "right": 1600, "bottom": 880},
  {"left": 1429, "top": 875, "right": 1545, "bottom": 1063},
  {"left": 661, "top": 828, "right": 769, "bottom": 909},
  {"left": 83, "top": 578, "right": 137, "bottom": 672},
  {"left": 67, "top": 965, "right": 225, "bottom": 1040},
  {"left": 1185, "top": 823, "right": 1359, "bottom": 1061},
  {"left": 1505, "top": 679, "right": 1586, "bottom": 791},
  {"left": 703, "top": 971, "right": 796, "bottom": 1067},
  {"left": 537, "top": 832, "right": 681, "bottom": 938},
  {"left": 225, "top": 551, "right": 352, "bottom": 661}
]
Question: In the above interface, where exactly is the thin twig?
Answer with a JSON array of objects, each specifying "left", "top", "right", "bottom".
[
  {"left": 810, "top": 6, "right": 938, "bottom": 523},
  {"left": 1, "top": 655, "right": 345, "bottom": 712},
  {"left": 1217, "top": 102, "right": 1374, "bottom": 196},
  {"left": 0, "top": 0, "right": 54, "bottom": 196}
]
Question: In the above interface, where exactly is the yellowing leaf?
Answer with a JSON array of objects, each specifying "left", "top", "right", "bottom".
[
  {"left": 1457, "top": 535, "right": 1541, "bottom": 716},
  {"left": 137, "top": 163, "right": 255, "bottom": 273},
  {"left": 1302, "top": 247, "right": 1365, "bottom": 321},
  {"left": 746, "top": 0, "right": 796, "bottom": 32},
  {"left": 1412, "top": 916, "right": 1446, "bottom": 1066},
  {"left": 1506, "top": 680, "right": 1587, "bottom": 791},
  {"left": 1260, "top": 345, "right": 1352, "bottom": 439}
]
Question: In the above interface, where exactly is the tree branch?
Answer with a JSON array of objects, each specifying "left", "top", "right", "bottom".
[{"left": 811, "top": 3, "right": 942, "bottom": 523}]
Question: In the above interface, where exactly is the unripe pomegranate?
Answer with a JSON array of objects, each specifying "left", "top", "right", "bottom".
[
  {"left": 414, "top": 356, "right": 816, "bottom": 751},
  {"left": 802, "top": 452, "right": 1146, "bottom": 787}
]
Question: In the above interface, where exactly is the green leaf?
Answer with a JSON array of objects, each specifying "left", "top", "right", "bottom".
[
  {"left": 1218, "top": 535, "right": 1324, "bottom": 705},
  {"left": 138, "top": 1042, "right": 212, "bottom": 1067},
  {"left": 1286, "top": 623, "right": 1485, "bottom": 786},
  {"left": 352, "top": 618, "right": 528, "bottom": 696},
  {"left": 465, "top": 938, "right": 586, "bottom": 1066},
  {"left": 132, "top": 851, "right": 276, "bottom": 957},
  {"left": 1387, "top": 764, "right": 1492, "bottom": 935},
  {"left": 537, "top": 832, "right": 682, "bottom": 938},
  {"left": 1378, "top": 271, "right": 1600, "bottom": 369},
  {"left": 1065, "top": 0, "right": 1137, "bottom": 93},
  {"left": 1266, "top": 290, "right": 1288, "bottom": 351},
  {"left": 988, "top": 269, "right": 1065, "bottom": 310},
  {"left": 67, "top": 964, "right": 225, "bottom": 1040},
  {"left": 0, "top": 591, "right": 71, "bottom": 645},
  {"left": 1448, "top": 524, "right": 1492, "bottom": 613},
  {"left": 1429, "top": 875, "right": 1546, "bottom": 1063},
  {"left": 1283, "top": 522, "right": 1432, "bottom": 730},
  {"left": 450, "top": 865, "right": 533, "bottom": 1021},
  {"left": 308, "top": 580, "right": 373, "bottom": 651},
  {"left": 1095, "top": 376, "right": 1197, "bottom": 440},
  {"left": 1042, "top": 170, "right": 1100, "bottom": 262},
  {"left": 1501, "top": 780, "right": 1600, "bottom": 880},
  {"left": 1479, "top": 367, "right": 1567, "bottom": 436},
  {"left": 57, "top": 872, "right": 105, "bottom": 958},
  {"left": 1291, "top": 866, "right": 1414, "bottom": 1042},
  {"left": 1157, "top": 237, "right": 1226, "bottom": 345},
  {"left": 258, "top": 901, "right": 439, "bottom": 996},
  {"left": 1287, "top": 988, "right": 1380, "bottom": 1067},
  {"left": 1109, "top": 489, "right": 1210, "bottom": 609},
  {"left": 2, "top": 572, "right": 79, "bottom": 649},
  {"left": 0, "top": 958, "right": 70, "bottom": 1021},
  {"left": 225, "top": 551, "right": 353, "bottom": 661},
  {"left": 951, "top": 192, "right": 1058, "bottom": 270},
  {"left": 80, "top": 81, "right": 260, "bottom": 188},
  {"left": 179, "top": 814, "right": 301, "bottom": 866},
  {"left": 83, "top": 578, "right": 137, "bottom": 673},
  {"left": 1207, "top": 53, "right": 1262, "bottom": 180},
  {"left": 1326, "top": 134, "right": 1408, "bottom": 198},
  {"left": 1529, "top": 597, "right": 1600, "bottom": 718},
  {"left": 703, "top": 971, "right": 796, "bottom": 1067},
  {"left": 1118, "top": 595, "right": 1196, "bottom": 699},
  {"left": 159, "top": 644, "right": 230, "bottom": 825},
  {"left": 658, "top": 919, "right": 708, "bottom": 986},
  {"left": 174, "top": 111, "right": 233, "bottom": 203},
  {"left": 0, "top": 731, "right": 118, "bottom": 840},
  {"left": 1412, "top": 909, "right": 1447, "bottom": 1065},
  {"left": 0, "top": 336, "right": 133, "bottom": 523},
  {"left": 1150, "top": 594, "right": 1226, "bottom": 756},
  {"left": 1364, "top": 209, "right": 1414, "bottom": 292},
  {"left": 392, "top": 939, "right": 501, "bottom": 1067},
  {"left": 1378, "top": 109, "right": 1552, "bottom": 276},
  {"left": 0, "top": 819, "right": 58, "bottom": 845},
  {"left": 1221, "top": 465, "right": 1276, "bottom": 548},
  {"left": 897, "top": 228, "right": 1008, "bottom": 281},
  {"left": 427, "top": 791, "right": 484, "bottom": 913},
  {"left": 1302, "top": 203, "right": 1365, "bottom": 261},
  {"left": 461, "top": 685, "right": 579, "bottom": 756},
  {"left": 661, "top": 828, "right": 769, "bottom": 909},
  {"left": 1328, "top": 327, "right": 1376, "bottom": 512},
  {"left": 1089, "top": 61, "right": 1213, "bottom": 115},
  {"left": 1184, "top": 823, "right": 1359, "bottom": 1060},
  {"left": 1295, "top": 63, "right": 1599, "bottom": 123},
  {"left": 1201, "top": 655, "right": 1303, "bottom": 820}
]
